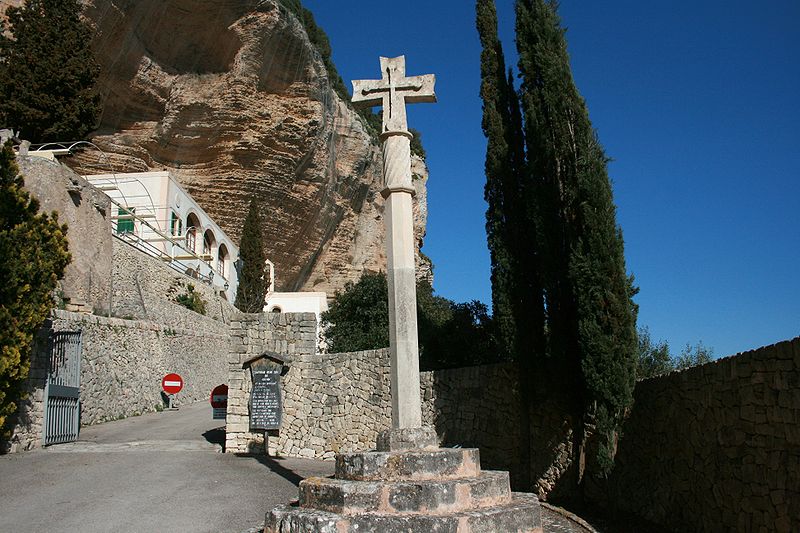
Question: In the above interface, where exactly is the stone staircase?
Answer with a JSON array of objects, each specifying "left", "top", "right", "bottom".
[{"left": 265, "top": 430, "right": 542, "bottom": 532}]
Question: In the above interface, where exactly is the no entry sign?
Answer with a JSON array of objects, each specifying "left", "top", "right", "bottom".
[
  {"left": 161, "top": 373, "right": 184, "bottom": 395},
  {"left": 210, "top": 384, "right": 228, "bottom": 420}
]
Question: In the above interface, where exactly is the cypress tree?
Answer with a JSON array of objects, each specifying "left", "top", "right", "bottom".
[
  {"left": 234, "top": 200, "right": 269, "bottom": 313},
  {"left": 0, "top": 0, "right": 100, "bottom": 143},
  {"left": 515, "top": 0, "right": 637, "bottom": 479},
  {"left": 477, "top": 0, "right": 517, "bottom": 359},
  {"left": 0, "top": 140, "right": 70, "bottom": 437},
  {"left": 478, "top": 0, "right": 547, "bottom": 489}
]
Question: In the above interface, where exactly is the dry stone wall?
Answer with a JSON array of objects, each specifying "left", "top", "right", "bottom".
[
  {"left": 225, "top": 317, "right": 525, "bottom": 474},
  {"left": 596, "top": 337, "right": 800, "bottom": 533},
  {"left": 4, "top": 310, "right": 229, "bottom": 452},
  {"left": 111, "top": 238, "right": 237, "bottom": 326},
  {"left": 226, "top": 312, "right": 318, "bottom": 453}
]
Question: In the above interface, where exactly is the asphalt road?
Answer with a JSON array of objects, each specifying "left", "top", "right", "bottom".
[{"left": 0, "top": 402, "right": 334, "bottom": 533}]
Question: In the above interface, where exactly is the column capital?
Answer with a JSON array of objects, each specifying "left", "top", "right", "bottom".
[
  {"left": 379, "top": 129, "right": 413, "bottom": 142},
  {"left": 381, "top": 185, "right": 415, "bottom": 199}
]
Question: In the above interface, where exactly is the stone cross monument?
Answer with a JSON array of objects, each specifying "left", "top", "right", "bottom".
[
  {"left": 265, "top": 55, "right": 543, "bottom": 533},
  {"left": 352, "top": 56, "right": 435, "bottom": 432}
]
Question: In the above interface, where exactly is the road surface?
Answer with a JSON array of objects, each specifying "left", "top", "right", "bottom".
[{"left": 0, "top": 402, "right": 333, "bottom": 533}]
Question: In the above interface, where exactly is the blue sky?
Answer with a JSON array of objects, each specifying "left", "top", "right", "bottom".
[{"left": 303, "top": 0, "right": 799, "bottom": 358}]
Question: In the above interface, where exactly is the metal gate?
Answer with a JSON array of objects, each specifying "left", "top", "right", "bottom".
[{"left": 43, "top": 331, "right": 82, "bottom": 445}]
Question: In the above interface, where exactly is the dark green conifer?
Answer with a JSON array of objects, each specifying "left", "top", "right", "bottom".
[
  {"left": 515, "top": 0, "right": 638, "bottom": 478},
  {"left": 0, "top": 141, "right": 70, "bottom": 437},
  {"left": 477, "top": 0, "right": 517, "bottom": 359},
  {"left": 0, "top": 0, "right": 100, "bottom": 143},
  {"left": 234, "top": 200, "right": 269, "bottom": 313},
  {"left": 478, "top": 0, "right": 548, "bottom": 490}
]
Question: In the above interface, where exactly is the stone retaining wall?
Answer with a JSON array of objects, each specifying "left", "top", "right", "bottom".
[
  {"left": 112, "top": 238, "right": 237, "bottom": 326},
  {"left": 17, "top": 156, "right": 113, "bottom": 314},
  {"left": 226, "top": 318, "right": 524, "bottom": 474},
  {"left": 597, "top": 337, "right": 800, "bottom": 532},
  {"left": 4, "top": 310, "right": 229, "bottom": 452}
]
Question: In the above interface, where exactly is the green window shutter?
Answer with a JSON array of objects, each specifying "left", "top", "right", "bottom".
[{"left": 117, "top": 207, "right": 135, "bottom": 234}]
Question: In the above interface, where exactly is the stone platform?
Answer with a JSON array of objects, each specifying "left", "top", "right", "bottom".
[{"left": 265, "top": 433, "right": 542, "bottom": 533}]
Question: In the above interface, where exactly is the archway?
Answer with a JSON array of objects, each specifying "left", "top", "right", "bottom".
[
  {"left": 203, "top": 229, "right": 216, "bottom": 265},
  {"left": 217, "top": 243, "right": 229, "bottom": 278},
  {"left": 185, "top": 212, "right": 201, "bottom": 253}
]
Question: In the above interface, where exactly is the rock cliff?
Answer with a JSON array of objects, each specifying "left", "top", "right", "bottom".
[{"left": 1, "top": 0, "right": 431, "bottom": 294}]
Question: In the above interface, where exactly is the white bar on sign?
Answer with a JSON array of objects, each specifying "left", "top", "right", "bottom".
[{"left": 164, "top": 380, "right": 182, "bottom": 387}]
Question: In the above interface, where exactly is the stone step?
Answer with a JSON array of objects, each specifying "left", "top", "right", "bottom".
[
  {"left": 266, "top": 492, "right": 543, "bottom": 533},
  {"left": 335, "top": 447, "right": 481, "bottom": 482},
  {"left": 300, "top": 471, "right": 512, "bottom": 515}
]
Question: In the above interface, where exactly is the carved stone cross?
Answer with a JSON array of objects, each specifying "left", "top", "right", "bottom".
[
  {"left": 351, "top": 57, "right": 436, "bottom": 438},
  {"left": 352, "top": 56, "right": 436, "bottom": 134}
]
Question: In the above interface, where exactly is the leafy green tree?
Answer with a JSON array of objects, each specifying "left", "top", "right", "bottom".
[
  {"left": 675, "top": 341, "right": 713, "bottom": 370},
  {"left": 234, "top": 200, "right": 269, "bottom": 313},
  {"left": 636, "top": 326, "right": 673, "bottom": 378},
  {"left": 0, "top": 0, "right": 100, "bottom": 143},
  {"left": 321, "top": 272, "right": 389, "bottom": 353},
  {"left": 636, "top": 328, "right": 715, "bottom": 378},
  {"left": 321, "top": 272, "right": 497, "bottom": 369},
  {"left": 0, "top": 140, "right": 70, "bottom": 437},
  {"left": 515, "top": 0, "right": 638, "bottom": 478}
]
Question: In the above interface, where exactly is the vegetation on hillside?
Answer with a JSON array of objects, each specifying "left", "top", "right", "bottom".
[
  {"left": 321, "top": 272, "right": 497, "bottom": 370},
  {"left": 277, "top": 0, "right": 426, "bottom": 158},
  {"left": 0, "top": 0, "right": 100, "bottom": 143},
  {"left": 0, "top": 141, "right": 70, "bottom": 437},
  {"left": 478, "top": 0, "right": 638, "bottom": 480},
  {"left": 235, "top": 200, "right": 270, "bottom": 313}
]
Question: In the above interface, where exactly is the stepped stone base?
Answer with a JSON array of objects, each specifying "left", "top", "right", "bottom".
[{"left": 265, "top": 428, "right": 542, "bottom": 533}]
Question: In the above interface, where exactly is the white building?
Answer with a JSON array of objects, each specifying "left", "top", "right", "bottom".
[
  {"left": 261, "top": 260, "right": 328, "bottom": 318},
  {"left": 265, "top": 292, "right": 328, "bottom": 316},
  {"left": 82, "top": 171, "right": 239, "bottom": 302}
]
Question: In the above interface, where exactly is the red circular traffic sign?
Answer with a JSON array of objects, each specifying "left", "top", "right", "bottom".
[
  {"left": 210, "top": 384, "right": 228, "bottom": 408},
  {"left": 161, "top": 373, "right": 184, "bottom": 394}
]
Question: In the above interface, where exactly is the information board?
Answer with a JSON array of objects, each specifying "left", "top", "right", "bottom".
[{"left": 249, "top": 363, "right": 282, "bottom": 431}]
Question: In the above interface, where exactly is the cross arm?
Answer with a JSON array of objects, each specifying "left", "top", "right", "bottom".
[
  {"left": 351, "top": 79, "right": 385, "bottom": 108},
  {"left": 403, "top": 74, "right": 437, "bottom": 104}
]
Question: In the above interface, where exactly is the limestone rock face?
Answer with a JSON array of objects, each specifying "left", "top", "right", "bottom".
[{"left": 0, "top": 0, "right": 432, "bottom": 293}]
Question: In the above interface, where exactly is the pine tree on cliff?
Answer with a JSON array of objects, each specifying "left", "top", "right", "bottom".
[
  {"left": 235, "top": 200, "right": 269, "bottom": 313},
  {"left": 0, "top": 0, "right": 100, "bottom": 143},
  {"left": 515, "top": 0, "right": 637, "bottom": 478},
  {"left": 0, "top": 140, "right": 70, "bottom": 438}
]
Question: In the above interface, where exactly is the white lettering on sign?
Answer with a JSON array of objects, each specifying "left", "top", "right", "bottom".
[{"left": 164, "top": 380, "right": 182, "bottom": 387}]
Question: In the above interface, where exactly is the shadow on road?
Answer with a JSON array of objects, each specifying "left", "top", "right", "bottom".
[
  {"left": 241, "top": 454, "right": 305, "bottom": 486},
  {"left": 202, "top": 426, "right": 226, "bottom": 450}
]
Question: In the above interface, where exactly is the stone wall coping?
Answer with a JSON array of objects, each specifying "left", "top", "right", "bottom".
[{"left": 51, "top": 309, "right": 228, "bottom": 338}]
